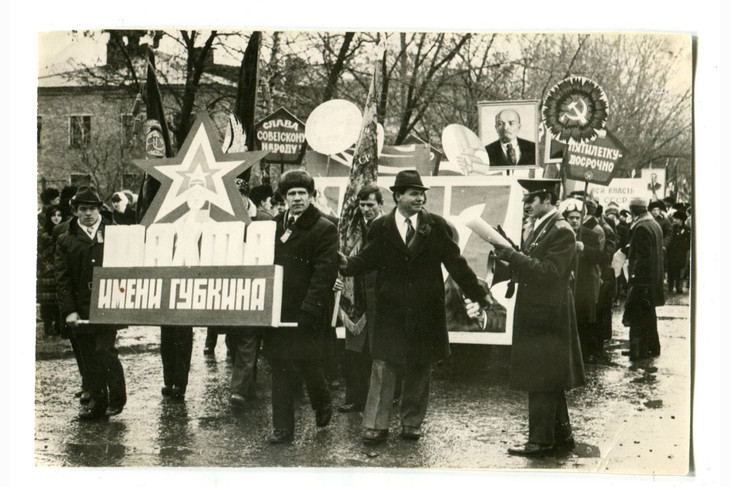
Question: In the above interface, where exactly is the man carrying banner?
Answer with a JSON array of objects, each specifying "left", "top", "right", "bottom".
[
  {"left": 340, "top": 170, "right": 491, "bottom": 444},
  {"left": 262, "top": 169, "right": 338, "bottom": 444},
  {"left": 485, "top": 179, "right": 585, "bottom": 456},
  {"left": 55, "top": 186, "right": 126, "bottom": 419}
]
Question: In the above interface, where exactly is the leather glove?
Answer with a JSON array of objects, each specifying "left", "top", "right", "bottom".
[{"left": 494, "top": 246, "right": 516, "bottom": 262}]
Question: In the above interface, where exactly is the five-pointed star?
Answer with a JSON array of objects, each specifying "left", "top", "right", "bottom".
[{"left": 134, "top": 114, "right": 268, "bottom": 226}]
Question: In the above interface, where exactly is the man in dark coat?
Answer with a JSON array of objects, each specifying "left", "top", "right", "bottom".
[
  {"left": 666, "top": 210, "right": 691, "bottom": 293},
  {"left": 341, "top": 170, "right": 491, "bottom": 444},
  {"left": 262, "top": 170, "right": 339, "bottom": 443},
  {"left": 622, "top": 196, "right": 665, "bottom": 360},
  {"left": 54, "top": 186, "right": 126, "bottom": 419},
  {"left": 338, "top": 185, "right": 383, "bottom": 413},
  {"left": 491, "top": 179, "right": 585, "bottom": 456},
  {"left": 484, "top": 109, "right": 536, "bottom": 167}
]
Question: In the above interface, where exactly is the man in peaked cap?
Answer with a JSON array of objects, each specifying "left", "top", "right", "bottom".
[
  {"left": 54, "top": 186, "right": 127, "bottom": 419},
  {"left": 340, "top": 170, "right": 492, "bottom": 445},
  {"left": 475, "top": 178, "right": 585, "bottom": 456}
]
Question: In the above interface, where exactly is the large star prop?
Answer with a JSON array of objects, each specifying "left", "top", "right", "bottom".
[{"left": 134, "top": 114, "right": 268, "bottom": 226}]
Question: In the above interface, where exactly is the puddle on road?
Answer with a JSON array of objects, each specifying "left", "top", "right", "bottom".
[
  {"left": 573, "top": 442, "right": 601, "bottom": 458},
  {"left": 643, "top": 399, "right": 663, "bottom": 409}
]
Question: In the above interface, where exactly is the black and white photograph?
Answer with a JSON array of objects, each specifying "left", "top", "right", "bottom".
[{"left": 6, "top": 2, "right": 725, "bottom": 487}]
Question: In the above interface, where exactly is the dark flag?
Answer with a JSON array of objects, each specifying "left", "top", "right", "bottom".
[
  {"left": 235, "top": 32, "right": 262, "bottom": 156},
  {"left": 336, "top": 40, "right": 384, "bottom": 331},
  {"left": 136, "top": 48, "right": 175, "bottom": 223}
]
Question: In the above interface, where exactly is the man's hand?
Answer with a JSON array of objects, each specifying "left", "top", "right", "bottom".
[
  {"left": 332, "top": 278, "right": 344, "bottom": 292},
  {"left": 338, "top": 252, "right": 348, "bottom": 270},
  {"left": 493, "top": 245, "right": 515, "bottom": 262},
  {"left": 576, "top": 241, "right": 585, "bottom": 252},
  {"left": 66, "top": 312, "right": 81, "bottom": 329},
  {"left": 464, "top": 298, "right": 488, "bottom": 331}
]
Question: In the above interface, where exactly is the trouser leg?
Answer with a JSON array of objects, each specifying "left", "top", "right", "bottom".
[
  {"left": 160, "top": 326, "right": 193, "bottom": 388},
  {"left": 96, "top": 329, "right": 126, "bottom": 409},
  {"left": 400, "top": 362, "right": 432, "bottom": 428},
  {"left": 229, "top": 334, "right": 261, "bottom": 397},
  {"left": 269, "top": 359, "right": 296, "bottom": 434},
  {"left": 300, "top": 360, "right": 331, "bottom": 412},
  {"left": 69, "top": 334, "right": 88, "bottom": 390},
  {"left": 75, "top": 332, "right": 107, "bottom": 412},
  {"left": 205, "top": 328, "right": 218, "bottom": 350},
  {"left": 351, "top": 348, "right": 372, "bottom": 408},
  {"left": 528, "top": 391, "right": 568, "bottom": 445},
  {"left": 362, "top": 359, "right": 397, "bottom": 430}
]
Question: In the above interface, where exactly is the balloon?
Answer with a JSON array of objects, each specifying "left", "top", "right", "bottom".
[
  {"left": 305, "top": 100, "right": 362, "bottom": 156},
  {"left": 441, "top": 124, "right": 490, "bottom": 176}
]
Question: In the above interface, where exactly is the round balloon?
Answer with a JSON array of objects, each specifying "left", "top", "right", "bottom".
[
  {"left": 441, "top": 124, "right": 490, "bottom": 176},
  {"left": 305, "top": 100, "right": 363, "bottom": 155}
]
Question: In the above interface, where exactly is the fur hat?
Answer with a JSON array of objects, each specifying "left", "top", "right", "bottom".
[{"left": 278, "top": 170, "right": 315, "bottom": 196}]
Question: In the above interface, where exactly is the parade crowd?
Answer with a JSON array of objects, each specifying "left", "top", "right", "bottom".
[{"left": 36, "top": 168, "right": 691, "bottom": 456}]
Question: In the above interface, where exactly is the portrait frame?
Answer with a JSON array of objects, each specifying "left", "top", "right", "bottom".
[{"left": 477, "top": 99, "right": 540, "bottom": 170}]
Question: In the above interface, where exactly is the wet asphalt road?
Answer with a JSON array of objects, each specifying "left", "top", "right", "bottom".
[{"left": 33, "top": 292, "right": 691, "bottom": 473}]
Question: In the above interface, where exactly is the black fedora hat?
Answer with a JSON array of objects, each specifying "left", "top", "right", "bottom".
[
  {"left": 72, "top": 186, "right": 103, "bottom": 206},
  {"left": 389, "top": 170, "right": 429, "bottom": 192}
]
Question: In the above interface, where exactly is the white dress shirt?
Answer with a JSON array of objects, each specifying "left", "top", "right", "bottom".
[
  {"left": 77, "top": 217, "right": 102, "bottom": 240},
  {"left": 395, "top": 210, "right": 419, "bottom": 244}
]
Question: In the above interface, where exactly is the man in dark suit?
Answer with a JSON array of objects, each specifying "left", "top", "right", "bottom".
[
  {"left": 262, "top": 170, "right": 339, "bottom": 444},
  {"left": 622, "top": 196, "right": 665, "bottom": 360},
  {"left": 55, "top": 186, "right": 127, "bottom": 420},
  {"left": 484, "top": 109, "right": 536, "bottom": 167},
  {"left": 487, "top": 179, "right": 585, "bottom": 456},
  {"left": 341, "top": 170, "right": 492, "bottom": 444}
]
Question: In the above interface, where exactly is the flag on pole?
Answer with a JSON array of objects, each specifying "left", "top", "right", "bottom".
[
  {"left": 336, "top": 39, "right": 385, "bottom": 332},
  {"left": 136, "top": 48, "right": 175, "bottom": 222},
  {"left": 235, "top": 32, "right": 262, "bottom": 154}
]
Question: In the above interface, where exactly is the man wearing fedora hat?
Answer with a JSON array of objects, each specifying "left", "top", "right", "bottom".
[
  {"left": 55, "top": 186, "right": 127, "bottom": 419},
  {"left": 482, "top": 179, "right": 585, "bottom": 456},
  {"left": 340, "top": 169, "right": 492, "bottom": 444}
]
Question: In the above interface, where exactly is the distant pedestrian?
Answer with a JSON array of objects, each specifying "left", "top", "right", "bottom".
[{"left": 622, "top": 196, "right": 665, "bottom": 360}]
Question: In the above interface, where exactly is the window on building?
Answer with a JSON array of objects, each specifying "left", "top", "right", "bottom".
[
  {"left": 69, "top": 115, "right": 91, "bottom": 148},
  {"left": 37, "top": 116, "right": 42, "bottom": 147}
]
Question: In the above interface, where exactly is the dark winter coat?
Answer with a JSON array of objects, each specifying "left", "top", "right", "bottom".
[
  {"left": 262, "top": 204, "right": 339, "bottom": 361},
  {"left": 54, "top": 217, "right": 124, "bottom": 333},
  {"left": 342, "top": 208, "right": 488, "bottom": 366},
  {"left": 504, "top": 211, "right": 585, "bottom": 391},
  {"left": 36, "top": 223, "right": 57, "bottom": 304},
  {"left": 666, "top": 221, "right": 691, "bottom": 270},
  {"left": 628, "top": 213, "right": 665, "bottom": 306},
  {"left": 574, "top": 226, "right": 603, "bottom": 324}
]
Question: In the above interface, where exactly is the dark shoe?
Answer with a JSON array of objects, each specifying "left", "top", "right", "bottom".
[
  {"left": 79, "top": 392, "right": 91, "bottom": 404},
  {"left": 554, "top": 436, "right": 576, "bottom": 451},
  {"left": 78, "top": 407, "right": 106, "bottom": 420},
  {"left": 362, "top": 428, "right": 388, "bottom": 444},
  {"left": 106, "top": 405, "right": 124, "bottom": 417},
  {"left": 266, "top": 429, "right": 293, "bottom": 444},
  {"left": 338, "top": 403, "right": 363, "bottom": 413},
  {"left": 171, "top": 385, "right": 186, "bottom": 398},
  {"left": 203, "top": 347, "right": 214, "bottom": 355},
  {"left": 315, "top": 406, "right": 332, "bottom": 427},
  {"left": 230, "top": 394, "right": 246, "bottom": 408},
  {"left": 401, "top": 426, "right": 422, "bottom": 440},
  {"left": 507, "top": 442, "right": 554, "bottom": 456},
  {"left": 161, "top": 385, "right": 173, "bottom": 396}
]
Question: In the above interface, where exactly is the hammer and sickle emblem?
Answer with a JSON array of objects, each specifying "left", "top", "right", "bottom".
[{"left": 560, "top": 97, "right": 589, "bottom": 125}]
